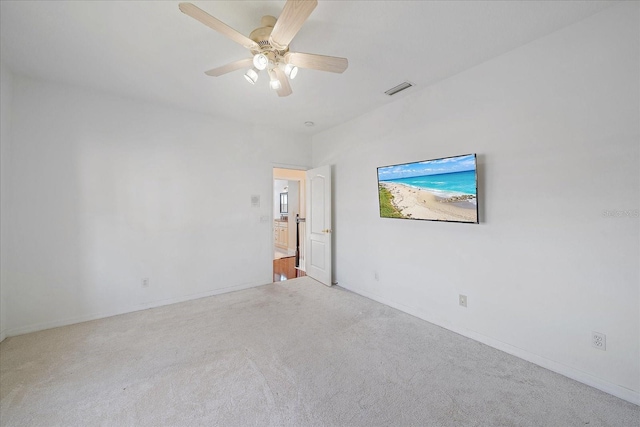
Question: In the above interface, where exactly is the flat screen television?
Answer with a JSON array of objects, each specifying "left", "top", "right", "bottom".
[{"left": 377, "top": 153, "right": 478, "bottom": 224}]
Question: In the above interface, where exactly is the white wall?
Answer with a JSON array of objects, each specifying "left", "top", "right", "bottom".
[
  {"left": 312, "top": 3, "right": 639, "bottom": 404},
  {"left": 0, "top": 63, "right": 13, "bottom": 342},
  {"left": 5, "top": 75, "right": 311, "bottom": 335}
]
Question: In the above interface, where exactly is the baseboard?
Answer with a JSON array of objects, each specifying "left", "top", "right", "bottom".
[
  {"left": 339, "top": 281, "right": 640, "bottom": 406},
  {"left": 5, "top": 280, "right": 268, "bottom": 338}
]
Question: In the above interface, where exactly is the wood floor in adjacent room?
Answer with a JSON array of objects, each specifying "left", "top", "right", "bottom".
[
  {"left": 273, "top": 256, "right": 305, "bottom": 282},
  {"left": 0, "top": 277, "right": 637, "bottom": 426}
]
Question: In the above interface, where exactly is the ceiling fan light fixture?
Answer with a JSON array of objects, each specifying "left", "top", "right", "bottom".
[
  {"left": 268, "top": 69, "right": 282, "bottom": 90},
  {"left": 180, "top": 2, "right": 347, "bottom": 98},
  {"left": 244, "top": 68, "right": 259, "bottom": 85},
  {"left": 284, "top": 64, "right": 298, "bottom": 79},
  {"left": 269, "top": 78, "right": 282, "bottom": 90},
  {"left": 253, "top": 53, "right": 268, "bottom": 71}
]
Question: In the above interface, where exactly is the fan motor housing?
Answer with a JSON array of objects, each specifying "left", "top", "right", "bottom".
[{"left": 249, "top": 16, "right": 287, "bottom": 57}]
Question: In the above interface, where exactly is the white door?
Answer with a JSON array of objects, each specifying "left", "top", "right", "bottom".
[{"left": 305, "top": 165, "right": 332, "bottom": 286}]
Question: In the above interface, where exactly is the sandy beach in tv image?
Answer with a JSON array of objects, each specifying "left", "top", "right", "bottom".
[{"left": 377, "top": 154, "right": 478, "bottom": 223}]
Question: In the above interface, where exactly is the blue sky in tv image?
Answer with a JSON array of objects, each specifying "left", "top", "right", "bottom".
[{"left": 378, "top": 154, "right": 477, "bottom": 196}]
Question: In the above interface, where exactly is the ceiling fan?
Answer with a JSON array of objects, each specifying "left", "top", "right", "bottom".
[{"left": 179, "top": 0, "right": 348, "bottom": 97}]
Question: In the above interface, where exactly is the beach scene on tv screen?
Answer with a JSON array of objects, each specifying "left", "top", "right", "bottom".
[{"left": 378, "top": 154, "right": 478, "bottom": 223}]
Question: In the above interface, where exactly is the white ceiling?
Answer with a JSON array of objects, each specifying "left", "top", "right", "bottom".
[{"left": 0, "top": 1, "right": 615, "bottom": 134}]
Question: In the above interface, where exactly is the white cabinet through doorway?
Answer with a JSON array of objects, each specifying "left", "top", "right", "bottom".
[{"left": 274, "top": 220, "right": 288, "bottom": 249}]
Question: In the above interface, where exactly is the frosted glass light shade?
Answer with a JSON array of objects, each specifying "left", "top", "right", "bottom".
[
  {"left": 284, "top": 64, "right": 298, "bottom": 79},
  {"left": 270, "top": 78, "right": 281, "bottom": 90},
  {"left": 244, "top": 68, "right": 258, "bottom": 84},
  {"left": 253, "top": 54, "right": 268, "bottom": 71},
  {"left": 268, "top": 68, "right": 281, "bottom": 90}
]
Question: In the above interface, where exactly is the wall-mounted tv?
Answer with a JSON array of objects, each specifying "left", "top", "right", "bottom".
[{"left": 377, "top": 153, "right": 478, "bottom": 224}]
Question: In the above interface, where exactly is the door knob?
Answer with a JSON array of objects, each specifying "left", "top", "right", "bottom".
[{"left": 322, "top": 229, "right": 332, "bottom": 234}]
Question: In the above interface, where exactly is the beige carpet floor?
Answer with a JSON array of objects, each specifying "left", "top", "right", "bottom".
[{"left": 0, "top": 277, "right": 638, "bottom": 426}]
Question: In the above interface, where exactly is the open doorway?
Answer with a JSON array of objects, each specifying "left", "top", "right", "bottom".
[{"left": 273, "top": 167, "right": 307, "bottom": 282}]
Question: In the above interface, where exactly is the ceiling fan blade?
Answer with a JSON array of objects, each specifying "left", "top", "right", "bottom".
[
  {"left": 179, "top": 3, "right": 258, "bottom": 50},
  {"left": 269, "top": 0, "right": 318, "bottom": 50},
  {"left": 284, "top": 52, "right": 348, "bottom": 73},
  {"left": 273, "top": 67, "right": 293, "bottom": 97},
  {"left": 204, "top": 58, "right": 253, "bottom": 77}
]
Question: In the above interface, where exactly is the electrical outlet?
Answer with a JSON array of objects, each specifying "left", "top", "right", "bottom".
[
  {"left": 592, "top": 332, "right": 606, "bottom": 350},
  {"left": 142, "top": 278, "right": 149, "bottom": 288},
  {"left": 459, "top": 294, "right": 467, "bottom": 307}
]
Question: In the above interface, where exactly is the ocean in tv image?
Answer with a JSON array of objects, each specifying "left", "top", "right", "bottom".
[{"left": 377, "top": 153, "right": 478, "bottom": 223}]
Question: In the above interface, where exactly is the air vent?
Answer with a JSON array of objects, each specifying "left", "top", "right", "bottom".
[{"left": 385, "top": 81, "right": 414, "bottom": 96}]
